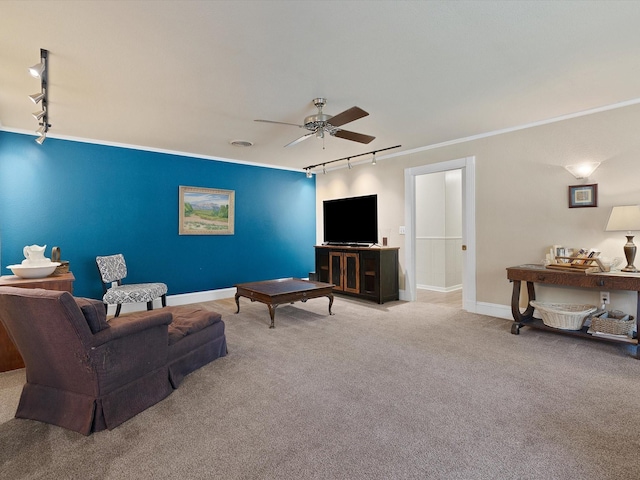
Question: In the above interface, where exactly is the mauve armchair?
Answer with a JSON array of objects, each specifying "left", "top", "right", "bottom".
[{"left": 0, "top": 287, "right": 174, "bottom": 435}]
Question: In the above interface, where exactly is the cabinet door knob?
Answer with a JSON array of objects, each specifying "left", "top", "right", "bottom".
[{"left": 598, "top": 280, "right": 605, "bottom": 287}]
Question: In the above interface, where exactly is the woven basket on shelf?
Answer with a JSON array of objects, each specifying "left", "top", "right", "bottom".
[
  {"left": 590, "top": 312, "right": 635, "bottom": 336},
  {"left": 530, "top": 301, "right": 597, "bottom": 330},
  {"left": 54, "top": 261, "right": 69, "bottom": 275}
]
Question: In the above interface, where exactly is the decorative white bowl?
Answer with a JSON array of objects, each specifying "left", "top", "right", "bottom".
[{"left": 7, "top": 262, "right": 60, "bottom": 279}]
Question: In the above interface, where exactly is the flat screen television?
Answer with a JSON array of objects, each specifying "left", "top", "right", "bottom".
[{"left": 323, "top": 194, "right": 378, "bottom": 245}]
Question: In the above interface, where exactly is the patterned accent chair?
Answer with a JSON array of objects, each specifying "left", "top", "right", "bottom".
[{"left": 96, "top": 254, "right": 167, "bottom": 317}]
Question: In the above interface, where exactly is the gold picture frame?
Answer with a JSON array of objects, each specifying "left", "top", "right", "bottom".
[{"left": 179, "top": 186, "right": 235, "bottom": 235}]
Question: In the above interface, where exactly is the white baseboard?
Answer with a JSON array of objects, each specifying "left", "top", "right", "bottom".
[
  {"left": 417, "top": 284, "right": 463, "bottom": 293},
  {"left": 473, "top": 301, "right": 513, "bottom": 320},
  {"left": 167, "top": 287, "right": 236, "bottom": 305},
  {"left": 106, "top": 286, "right": 514, "bottom": 323},
  {"left": 106, "top": 287, "right": 236, "bottom": 316}
]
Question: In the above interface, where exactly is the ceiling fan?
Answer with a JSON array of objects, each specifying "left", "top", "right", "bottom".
[{"left": 255, "top": 98, "right": 375, "bottom": 147}]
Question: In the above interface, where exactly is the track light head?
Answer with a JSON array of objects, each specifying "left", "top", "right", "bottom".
[
  {"left": 29, "top": 92, "right": 45, "bottom": 104},
  {"left": 32, "top": 110, "right": 45, "bottom": 120},
  {"left": 35, "top": 134, "right": 46, "bottom": 145},
  {"left": 28, "top": 61, "right": 45, "bottom": 78},
  {"left": 372, "top": 153, "right": 377, "bottom": 165},
  {"left": 306, "top": 169, "right": 312, "bottom": 178}
]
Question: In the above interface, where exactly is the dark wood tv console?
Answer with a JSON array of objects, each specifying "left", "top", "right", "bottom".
[{"left": 315, "top": 245, "right": 399, "bottom": 304}]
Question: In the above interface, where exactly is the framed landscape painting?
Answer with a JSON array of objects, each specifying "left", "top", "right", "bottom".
[{"left": 179, "top": 186, "right": 235, "bottom": 235}]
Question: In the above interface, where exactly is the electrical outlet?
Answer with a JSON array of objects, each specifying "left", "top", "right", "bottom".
[
  {"left": 399, "top": 226, "right": 406, "bottom": 235},
  {"left": 600, "top": 291, "right": 610, "bottom": 305}
]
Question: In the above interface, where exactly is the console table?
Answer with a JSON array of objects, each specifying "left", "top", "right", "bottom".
[
  {"left": 0, "top": 272, "right": 75, "bottom": 371},
  {"left": 506, "top": 265, "right": 640, "bottom": 356}
]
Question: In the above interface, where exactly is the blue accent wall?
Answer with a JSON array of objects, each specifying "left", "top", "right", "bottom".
[{"left": 0, "top": 132, "right": 316, "bottom": 299}]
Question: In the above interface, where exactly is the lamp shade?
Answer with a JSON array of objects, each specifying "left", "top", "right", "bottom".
[
  {"left": 605, "top": 205, "right": 640, "bottom": 232},
  {"left": 565, "top": 162, "right": 600, "bottom": 179}
]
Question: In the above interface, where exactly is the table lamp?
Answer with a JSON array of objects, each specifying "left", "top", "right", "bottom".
[{"left": 605, "top": 205, "right": 640, "bottom": 272}]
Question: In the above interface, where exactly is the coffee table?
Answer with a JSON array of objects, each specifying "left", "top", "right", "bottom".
[{"left": 235, "top": 278, "right": 335, "bottom": 328}]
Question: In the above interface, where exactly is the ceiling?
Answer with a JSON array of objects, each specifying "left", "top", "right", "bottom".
[{"left": 2, "top": 1, "right": 640, "bottom": 172}]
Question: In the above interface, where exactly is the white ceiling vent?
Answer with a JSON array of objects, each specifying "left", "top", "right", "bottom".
[{"left": 230, "top": 140, "right": 253, "bottom": 147}]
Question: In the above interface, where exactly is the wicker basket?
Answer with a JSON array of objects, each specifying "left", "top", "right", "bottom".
[
  {"left": 530, "top": 301, "right": 597, "bottom": 330},
  {"left": 590, "top": 311, "right": 635, "bottom": 336},
  {"left": 54, "top": 261, "right": 69, "bottom": 275}
]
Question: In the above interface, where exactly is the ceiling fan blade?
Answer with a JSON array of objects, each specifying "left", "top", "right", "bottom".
[
  {"left": 285, "top": 132, "right": 315, "bottom": 147},
  {"left": 327, "top": 106, "right": 369, "bottom": 127},
  {"left": 333, "top": 129, "right": 375, "bottom": 144},
  {"left": 255, "top": 119, "right": 304, "bottom": 128}
]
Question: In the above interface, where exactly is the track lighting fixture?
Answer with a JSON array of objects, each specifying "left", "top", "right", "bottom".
[
  {"left": 306, "top": 169, "right": 312, "bottom": 178},
  {"left": 303, "top": 145, "right": 401, "bottom": 174},
  {"left": 27, "top": 48, "right": 50, "bottom": 144}
]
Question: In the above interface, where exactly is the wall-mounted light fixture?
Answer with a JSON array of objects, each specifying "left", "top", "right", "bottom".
[
  {"left": 28, "top": 48, "right": 50, "bottom": 144},
  {"left": 303, "top": 145, "right": 401, "bottom": 176},
  {"left": 564, "top": 162, "right": 600, "bottom": 179}
]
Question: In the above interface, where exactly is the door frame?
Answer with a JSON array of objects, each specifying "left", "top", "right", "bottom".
[{"left": 404, "top": 156, "right": 476, "bottom": 312}]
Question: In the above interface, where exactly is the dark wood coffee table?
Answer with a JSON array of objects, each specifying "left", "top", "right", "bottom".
[{"left": 235, "top": 278, "right": 335, "bottom": 328}]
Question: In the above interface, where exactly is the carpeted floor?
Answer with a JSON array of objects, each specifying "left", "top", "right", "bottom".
[{"left": 1, "top": 295, "right": 639, "bottom": 479}]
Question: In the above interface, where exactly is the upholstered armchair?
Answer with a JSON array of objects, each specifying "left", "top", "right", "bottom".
[{"left": 0, "top": 287, "right": 173, "bottom": 434}]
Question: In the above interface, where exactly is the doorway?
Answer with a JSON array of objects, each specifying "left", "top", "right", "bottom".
[
  {"left": 415, "top": 169, "right": 463, "bottom": 306},
  {"left": 404, "top": 157, "right": 476, "bottom": 312}
]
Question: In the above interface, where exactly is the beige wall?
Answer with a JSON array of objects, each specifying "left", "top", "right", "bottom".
[{"left": 316, "top": 103, "right": 640, "bottom": 314}]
